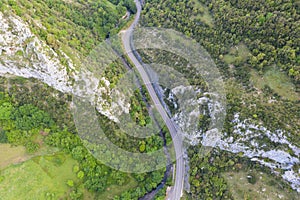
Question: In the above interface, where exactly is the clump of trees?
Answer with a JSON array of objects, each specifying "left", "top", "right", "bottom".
[
  {"left": 0, "top": 76, "right": 166, "bottom": 199},
  {"left": 103, "top": 60, "right": 127, "bottom": 89},
  {"left": 3, "top": 0, "right": 131, "bottom": 53},
  {"left": 108, "top": 0, "right": 137, "bottom": 14},
  {"left": 142, "top": 0, "right": 300, "bottom": 86},
  {"left": 11, "top": 104, "right": 54, "bottom": 131},
  {"left": 0, "top": 92, "right": 51, "bottom": 152},
  {"left": 188, "top": 147, "right": 235, "bottom": 199},
  {"left": 130, "top": 88, "right": 151, "bottom": 127},
  {"left": 5, "top": 77, "right": 75, "bottom": 132}
]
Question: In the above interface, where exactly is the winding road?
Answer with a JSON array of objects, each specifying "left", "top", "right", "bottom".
[{"left": 121, "top": 1, "right": 185, "bottom": 199}]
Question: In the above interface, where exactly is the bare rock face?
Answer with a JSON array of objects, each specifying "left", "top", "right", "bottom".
[
  {"left": 169, "top": 84, "right": 300, "bottom": 191},
  {"left": 218, "top": 113, "right": 300, "bottom": 192},
  {"left": 0, "top": 11, "right": 130, "bottom": 121},
  {"left": 0, "top": 12, "right": 72, "bottom": 93}
]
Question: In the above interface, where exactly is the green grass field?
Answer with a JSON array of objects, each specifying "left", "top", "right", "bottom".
[
  {"left": 0, "top": 142, "right": 59, "bottom": 169},
  {"left": 223, "top": 170, "right": 300, "bottom": 200},
  {"left": 0, "top": 152, "right": 79, "bottom": 200},
  {"left": 223, "top": 43, "right": 250, "bottom": 65},
  {"left": 0, "top": 144, "right": 28, "bottom": 170},
  {"left": 191, "top": 0, "right": 214, "bottom": 27},
  {"left": 0, "top": 143, "right": 142, "bottom": 200},
  {"left": 250, "top": 66, "right": 299, "bottom": 101}
]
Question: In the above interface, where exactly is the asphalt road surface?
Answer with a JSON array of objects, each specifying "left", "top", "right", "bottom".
[{"left": 121, "top": 1, "right": 185, "bottom": 199}]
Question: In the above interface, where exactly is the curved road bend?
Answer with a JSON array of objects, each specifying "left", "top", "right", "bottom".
[{"left": 121, "top": 1, "right": 185, "bottom": 199}]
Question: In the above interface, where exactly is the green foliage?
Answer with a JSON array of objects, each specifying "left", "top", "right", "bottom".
[
  {"left": 188, "top": 147, "right": 241, "bottom": 199},
  {"left": 129, "top": 89, "right": 150, "bottom": 127},
  {"left": 4, "top": 128, "right": 40, "bottom": 153},
  {"left": 251, "top": 66, "right": 299, "bottom": 101},
  {"left": 67, "top": 180, "right": 74, "bottom": 187},
  {"left": 142, "top": 0, "right": 300, "bottom": 85},
  {"left": 25, "top": 141, "right": 39, "bottom": 153},
  {"left": 0, "top": 176, "right": 4, "bottom": 183},
  {"left": 73, "top": 165, "right": 80, "bottom": 173},
  {"left": 71, "top": 146, "right": 85, "bottom": 161},
  {"left": 0, "top": 0, "right": 165, "bottom": 197},
  {"left": 224, "top": 170, "right": 300, "bottom": 200},
  {"left": 0, "top": 81, "right": 57, "bottom": 152},
  {"left": 45, "top": 118, "right": 165, "bottom": 198},
  {"left": 187, "top": 144, "right": 300, "bottom": 199},
  {"left": 45, "top": 129, "right": 125, "bottom": 193},
  {"left": 77, "top": 171, "right": 84, "bottom": 179},
  {"left": 11, "top": 104, "right": 54, "bottom": 131},
  {"left": 95, "top": 109, "right": 164, "bottom": 155},
  {"left": 0, "top": 92, "right": 13, "bottom": 120},
  {"left": 0, "top": 102, "right": 12, "bottom": 120},
  {"left": 113, "top": 169, "right": 166, "bottom": 199},
  {"left": 141, "top": 3, "right": 300, "bottom": 198},
  {"left": 6, "top": 130, "right": 28, "bottom": 145},
  {"left": 2, "top": 0, "right": 133, "bottom": 71},
  {"left": 4, "top": 78, "right": 75, "bottom": 132},
  {"left": 139, "top": 141, "right": 146, "bottom": 152},
  {"left": 0, "top": 74, "right": 165, "bottom": 200},
  {"left": 123, "top": 0, "right": 137, "bottom": 14},
  {"left": 103, "top": 60, "right": 127, "bottom": 89},
  {"left": 0, "top": 130, "right": 8, "bottom": 143},
  {"left": 69, "top": 190, "right": 83, "bottom": 200},
  {"left": 137, "top": 49, "right": 207, "bottom": 89}
]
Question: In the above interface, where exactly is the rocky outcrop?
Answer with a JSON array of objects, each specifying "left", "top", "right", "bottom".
[
  {"left": 0, "top": 12, "right": 72, "bottom": 93},
  {"left": 168, "top": 84, "right": 300, "bottom": 192},
  {"left": 0, "top": 11, "right": 130, "bottom": 121},
  {"left": 218, "top": 113, "right": 300, "bottom": 192}
]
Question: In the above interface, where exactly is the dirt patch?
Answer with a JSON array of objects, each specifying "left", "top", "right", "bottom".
[
  {"left": 0, "top": 144, "right": 28, "bottom": 169},
  {"left": 0, "top": 143, "right": 59, "bottom": 170}
]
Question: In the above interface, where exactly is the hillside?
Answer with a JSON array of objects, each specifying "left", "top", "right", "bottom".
[
  {"left": 0, "top": 0, "right": 167, "bottom": 199},
  {"left": 141, "top": 0, "right": 300, "bottom": 199},
  {"left": 0, "top": 0, "right": 299, "bottom": 200}
]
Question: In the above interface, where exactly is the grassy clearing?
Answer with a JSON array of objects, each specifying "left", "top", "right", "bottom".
[
  {"left": 96, "top": 176, "right": 137, "bottom": 200},
  {"left": 250, "top": 66, "right": 299, "bottom": 101},
  {"left": 191, "top": 0, "right": 214, "bottom": 27},
  {"left": 0, "top": 144, "right": 138, "bottom": 200},
  {"left": 223, "top": 43, "right": 250, "bottom": 64},
  {"left": 0, "top": 152, "right": 79, "bottom": 200},
  {"left": 0, "top": 144, "right": 27, "bottom": 170},
  {"left": 223, "top": 170, "right": 300, "bottom": 200},
  {"left": 0, "top": 143, "right": 58, "bottom": 170}
]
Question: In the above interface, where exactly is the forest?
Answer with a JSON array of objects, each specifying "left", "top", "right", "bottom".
[
  {"left": 141, "top": 0, "right": 300, "bottom": 199},
  {"left": 0, "top": 0, "right": 299, "bottom": 199},
  {"left": 0, "top": 76, "right": 169, "bottom": 199},
  {"left": 142, "top": 0, "right": 300, "bottom": 85}
]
